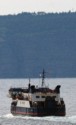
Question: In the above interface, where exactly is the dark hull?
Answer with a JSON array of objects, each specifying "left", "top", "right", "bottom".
[{"left": 11, "top": 105, "right": 66, "bottom": 116}]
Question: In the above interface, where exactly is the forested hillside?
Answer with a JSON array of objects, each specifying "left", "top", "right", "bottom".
[{"left": 0, "top": 12, "right": 76, "bottom": 78}]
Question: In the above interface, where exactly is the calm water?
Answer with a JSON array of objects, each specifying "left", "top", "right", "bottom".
[{"left": 0, "top": 78, "right": 76, "bottom": 125}]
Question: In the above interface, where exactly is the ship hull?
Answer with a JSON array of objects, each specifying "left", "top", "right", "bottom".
[{"left": 11, "top": 105, "right": 66, "bottom": 116}]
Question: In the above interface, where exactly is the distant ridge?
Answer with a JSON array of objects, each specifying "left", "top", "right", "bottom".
[{"left": 0, "top": 12, "right": 76, "bottom": 78}]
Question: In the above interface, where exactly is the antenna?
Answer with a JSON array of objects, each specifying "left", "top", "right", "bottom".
[
  {"left": 42, "top": 69, "right": 45, "bottom": 87},
  {"left": 29, "top": 78, "right": 30, "bottom": 84}
]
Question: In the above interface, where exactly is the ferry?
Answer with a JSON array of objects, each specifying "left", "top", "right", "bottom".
[{"left": 8, "top": 70, "right": 66, "bottom": 116}]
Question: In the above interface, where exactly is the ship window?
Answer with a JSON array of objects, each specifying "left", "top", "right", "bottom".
[
  {"left": 36, "top": 96, "right": 40, "bottom": 98},
  {"left": 42, "top": 96, "right": 45, "bottom": 98},
  {"left": 20, "top": 101, "right": 25, "bottom": 104}
]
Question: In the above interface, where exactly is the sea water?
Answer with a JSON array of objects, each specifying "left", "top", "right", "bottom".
[{"left": 0, "top": 78, "right": 76, "bottom": 125}]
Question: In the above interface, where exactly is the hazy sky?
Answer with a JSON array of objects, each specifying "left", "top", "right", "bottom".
[{"left": 0, "top": 0, "right": 76, "bottom": 15}]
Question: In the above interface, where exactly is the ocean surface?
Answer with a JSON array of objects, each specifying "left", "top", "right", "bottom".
[{"left": 0, "top": 78, "right": 76, "bottom": 125}]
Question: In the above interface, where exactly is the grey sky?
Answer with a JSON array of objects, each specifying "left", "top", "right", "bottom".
[{"left": 0, "top": 0, "right": 76, "bottom": 15}]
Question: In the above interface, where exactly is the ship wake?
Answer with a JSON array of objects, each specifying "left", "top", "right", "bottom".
[{"left": 1, "top": 114, "right": 76, "bottom": 124}]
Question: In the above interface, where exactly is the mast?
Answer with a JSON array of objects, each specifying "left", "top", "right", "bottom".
[{"left": 42, "top": 69, "right": 45, "bottom": 87}]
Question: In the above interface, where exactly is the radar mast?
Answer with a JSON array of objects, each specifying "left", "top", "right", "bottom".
[{"left": 42, "top": 69, "right": 45, "bottom": 87}]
